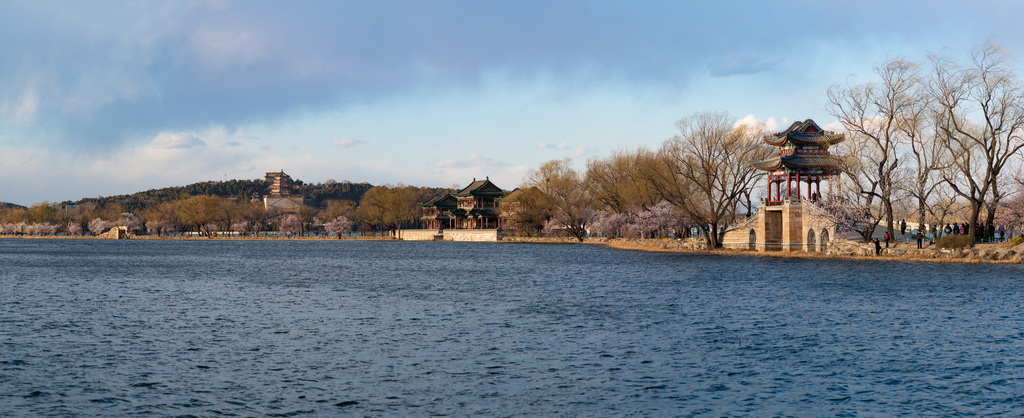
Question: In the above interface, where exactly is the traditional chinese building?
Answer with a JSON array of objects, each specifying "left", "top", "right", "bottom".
[
  {"left": 753, "top": 119, "right": 845, "bottom": 204},
  {"left": 265, "top": 170, "right": 294, "bottom": 196},
  {"left": 723, "top": 119, "right": 845, "bottom": 252},
  {"left": 419, "top": 178, "right": 511, "bottom": 230},
  {"left": 263, "top": 170, "right": 304, "bottom": 213}
]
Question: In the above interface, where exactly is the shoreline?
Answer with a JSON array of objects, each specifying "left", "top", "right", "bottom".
[
  {"left": 3, "top": 234, "right": 1022, "bottom": 265},
  {"left": 600, "top": 238, "right": 1024, "bottom": 265}
]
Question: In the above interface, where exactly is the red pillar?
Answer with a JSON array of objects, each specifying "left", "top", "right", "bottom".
[{"left": 795, "top": 172, "right": 801, "bottom": 200}]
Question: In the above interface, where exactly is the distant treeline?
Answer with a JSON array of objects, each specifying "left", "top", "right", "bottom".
[
  {"left": 0, "top": 202, "right": 26, "bottom": 211},
  {"left": 1, "top": 177, "right": 456, "bottom": 238},
  {"left": 75, "top": 178, "right": 378, "bottom": 213}
]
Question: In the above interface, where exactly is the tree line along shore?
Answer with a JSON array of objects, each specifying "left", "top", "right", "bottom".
[{"left": 3, "top": 42, "right": 1024, "bottom": 252}]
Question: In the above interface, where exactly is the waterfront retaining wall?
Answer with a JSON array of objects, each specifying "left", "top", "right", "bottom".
[{"left": 401, "top": 229, "right": 503, "bottom": 242}]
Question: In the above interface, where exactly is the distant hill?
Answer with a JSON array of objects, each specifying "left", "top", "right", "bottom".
[
  {"left": 297, "top": 180, "right": 375, "bottom": 205},
  {"left": 77, "top": 178, "right": 377, "bottom": 213},
  {"left": 0, "top": 202, "right": 26, "bottom": 210}
]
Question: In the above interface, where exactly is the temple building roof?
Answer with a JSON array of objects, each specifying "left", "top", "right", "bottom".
[
  {"left": 752, "top": 154, "right": 846, "bottom": 171},
  {"left": 763, "top": 119, "right": 845, "bottom": 147},
  {"left": 754, "top": 118, "right": 846, "bottom": 173},
  {"left": 452, "top": 177, "right": 505, "bottom": 197}
]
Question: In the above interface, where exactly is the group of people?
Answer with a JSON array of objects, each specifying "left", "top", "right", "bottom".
[
  {"left": 938, "top": 222, "right": 1010, "bottom": 242},
  {"left": 871, "top": 219, "right": 1018, "bottom": 255}
]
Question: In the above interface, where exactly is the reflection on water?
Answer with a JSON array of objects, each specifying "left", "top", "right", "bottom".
[{"left": 1, "top": 239, "right": 1023, "bottom": 416}]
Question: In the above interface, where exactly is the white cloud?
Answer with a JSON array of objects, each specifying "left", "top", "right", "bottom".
[
  {"left": 331, "top": 137, "right": 364, "bottom": 148},
  {"left": 151, "top": 132, "right": 206, "bottom": 149},
  {"left": 735, "top": 114, "right": 790, "bottom": 132},
  {"left": 0, "top": 89, "right": 39, "bottom": 123},
  {"left": 536, "top": 142, "right": 569, "bottom": 149},
  {"left": 568, "top": 145, "right": 597, "bottom": 158},
  {"left": 822, "top": 120, "right": 845, "bottom": 132}
]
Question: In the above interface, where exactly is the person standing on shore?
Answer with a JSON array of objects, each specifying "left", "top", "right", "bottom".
[
  {"left": 916, "top": 229, "right": 924, "bottom": 249},
  {"left": 884, "top": 231, "right": 890, "bottom": 248},
  {"left": 900, "top": 220, "right": 906, "bottom": 236},
  {"left": 874, "top": 238, "right": 882, "bottom": 256}
]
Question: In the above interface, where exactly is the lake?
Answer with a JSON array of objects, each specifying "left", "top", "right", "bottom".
[{"left": 1, "top": 239, "right": 1023, "bottom": 416}]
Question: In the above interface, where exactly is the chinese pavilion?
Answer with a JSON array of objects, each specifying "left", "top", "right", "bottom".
[
  {"left": 753, "top": 119, "right": 845, "bottom": 204},
  {"left": 721, "top": 119, "right": 846, "bottom": 252},
  {"left": 419, "top": 178, "right": 511, "bottom": 230}
]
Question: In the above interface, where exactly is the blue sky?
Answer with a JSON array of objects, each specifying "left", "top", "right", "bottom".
[{"left": 1, "top": 0, "right": 1020, "bottom": 206}]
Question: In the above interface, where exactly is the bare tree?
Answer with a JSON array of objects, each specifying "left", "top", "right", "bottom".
[
  {"left": 357, "top": 185, "right": 421, "bottom": 237},
  {"left": 828, "top": 58, "right": 919, "bottom": 242},
  {"left": 585, "top": 148, "right": 661, "bottom": 214},
  {"left": 929, "top": 42, "right": 1024, "bottom": 237},
  {"left": 499, "top": 187, "right": 552, "bottom": 234},
  {"left": 642, "top": 112, "right": 769, "bottom": 248},
  {"left": 525, "top": 158, "right": 594, "bottom": 241}
]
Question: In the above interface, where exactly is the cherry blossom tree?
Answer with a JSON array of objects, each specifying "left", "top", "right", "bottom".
[
  {"left": 280, "top": 215, "right": 302, "bottom": 237},
  {"left": 67, "top": 223, "right": 83, "bottom": 236},
  {"left": 145, "top": 220, "right": 162, "bottom": 236},
  {"left": 116, "top": 213, "right": 143, "bottom": 234},
  {"left": 232, "top": 221, "right": 257, "bottom": 237},
  {"left": 323, "top": 216, "right": 352, "bottom": 238},
  {"left": 619, "top": 223, "right": 641, "bottom": 239},
  {"left": 88, "top": 218, "right": 111, "bottom": 235},
  {"left": 160, "top": 221, "right": 177, "bottom": 236},
  {"left": 804, "top": 198, "right": 871, "bottom": 240},
  {"left": 542, "top": 218, "right": 560, "bottom": 237},
  {"left": 602, "top": 212, "right": 631, "bottom": 238},
  {"left": 200, "top": 223, "right": 219, "bottom": 238}
]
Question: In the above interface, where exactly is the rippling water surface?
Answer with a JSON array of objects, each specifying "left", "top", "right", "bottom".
[{"left": 2, "top": 239, "right": 1024, "bottom": 416}]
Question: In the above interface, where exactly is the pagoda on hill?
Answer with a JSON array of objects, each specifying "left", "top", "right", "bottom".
[{"left": 753, "top": 119, "right": 845, "bottom": 204}]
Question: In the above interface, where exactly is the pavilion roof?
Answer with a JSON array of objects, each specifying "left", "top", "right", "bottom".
[
  {"left": 453, "top": 177, "right": 505, "bottom": 196},
  {"left": 753, "top": 154, "right": 846, "bottom": 172},
  {"left": 763, "top": 119, "right": 845, "bottom": 147},
  {"left": 418, "top": 193, "right": 456, "bottom": 207}
]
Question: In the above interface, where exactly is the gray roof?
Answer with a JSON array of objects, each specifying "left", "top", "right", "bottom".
[
  {"left": 753, "top": 154, "right": 846, "bottom": 171},
  {"left": 764, "top": 119, "right": 845, "bottom": 146}
]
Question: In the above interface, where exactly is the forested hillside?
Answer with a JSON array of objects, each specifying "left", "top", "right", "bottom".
[{"left": 75, "top": 178, "right": 377, "bottom": 213}]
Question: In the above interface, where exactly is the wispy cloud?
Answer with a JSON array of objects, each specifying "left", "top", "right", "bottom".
[
  {"left": 568, "top": 145, "right": 597, "bottom": 158},
  {"left": 331, "top": 137, "right": 364, "bottom": 148},
  {"left": 536, "top": 141, "right": 569, "bottom": 149},
  {"left": 151, "top": 132, "right": 206, "bottom": 149},
  {"left": 0, "top": 89, "right": 38, "bottom": 123},
  {"left": 709, "top": 53, "right": 785, "bottom": 77}
]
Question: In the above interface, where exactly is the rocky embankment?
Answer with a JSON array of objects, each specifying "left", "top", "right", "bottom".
[
  {"left": 827, "top": 240, "right": 1024, "bottom": 262},
  {"left": 599, "top": 237, "right": 1024, "bottom": 264}
]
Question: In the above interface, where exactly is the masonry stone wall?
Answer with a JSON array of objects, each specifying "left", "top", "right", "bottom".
[{"left": 401, "top": 229, "right": 502, "bottom": 242}]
